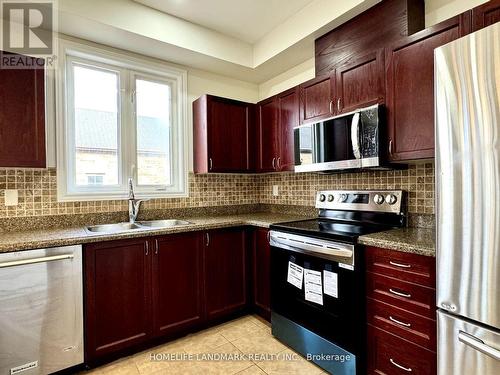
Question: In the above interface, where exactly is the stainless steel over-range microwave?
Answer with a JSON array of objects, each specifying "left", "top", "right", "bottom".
[{"left": 294, "top": 104, "right": 384, "bottom": 173}]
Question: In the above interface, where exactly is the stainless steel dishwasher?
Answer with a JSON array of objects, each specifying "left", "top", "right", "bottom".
[{"left": 0, "top": 245, "right": 83, "bottom": 375}]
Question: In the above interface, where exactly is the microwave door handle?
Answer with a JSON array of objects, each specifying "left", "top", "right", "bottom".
[{"left": 351, "top": 112, "right": 361, "bottom": 159}]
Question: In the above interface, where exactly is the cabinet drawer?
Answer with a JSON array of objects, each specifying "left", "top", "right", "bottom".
[
  {"left": 368, "top": 325, "right": 436, "bottom": 375},
  {"left": 367, "top": 298, "right": 436, "bottom": 351},
  {"left": 367, "top": 272, "right": 436, "bottom": 318},
  {"left": 366, "top": 247, "right": 435, "bottom": 287}
]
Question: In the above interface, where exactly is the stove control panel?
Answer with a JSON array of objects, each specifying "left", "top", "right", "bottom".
[{"left": 315, "top": 190, "right": 404, "bottom": 213}]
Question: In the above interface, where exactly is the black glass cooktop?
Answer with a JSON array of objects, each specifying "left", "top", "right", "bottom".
[{"left": 270, "top": 218, "right": 394, "bottom": 243}]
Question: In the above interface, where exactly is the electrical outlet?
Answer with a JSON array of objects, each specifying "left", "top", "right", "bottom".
[
  {"left": 4, "top": 190, "right": 18, "bottom": 206},
  {"left": 272, "top": 185, "right": 279, "bottom": 196}
]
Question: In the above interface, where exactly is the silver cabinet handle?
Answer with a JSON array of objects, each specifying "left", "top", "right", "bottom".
[
  {"left": 337, "top": 98, "right": 341, "bottom": 112},
  {"left": 389, "top": 288, "right": 411, "bottom": 298},
  {"left": 145, "top": 242, "right": 149, "bottom": 256},
  {"left": 389, "top": 260, "right": 412, "bottom": 269},
  {"left": 389, "top": 139, "right": 393, "bottom": 155},
  {"left": 389, "top": 315, "right": 411, "bottom": 327},
  {"left": 209, "top": 158, "right": 213, "bottom": 171},
  {"left": 272, "top": 157, "right": 276, "bottom": 170},
  {"left": 155, "top": 239, "right": 159, "bottom": 255},
  {"left": 277, "top": 157, "right": 281, "bottom": 170},
  {"left": 458, "top": 331, "right": 500, "bottom": 361},
  {"left": 267, "top": 231, "right": 271, "bottom": 243},
  {"left": 205, "top": 233, "right": 210, "bottom": 247},
  {"left": 329, "top": 100, "right": 333, "bottom": 114},
  {"left": 0, "top": 254, "right": 74, "bottom": 268},
  {"left": 390, "top": 358, "right": 412, "bottom": 372}
]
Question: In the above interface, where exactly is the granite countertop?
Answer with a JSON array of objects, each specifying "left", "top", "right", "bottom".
[
  {"left": 359, "top": 227, "right": 436, "bottom": 257},
  {"left": 0, "top": 212, "right": 310, "bottom": 253}
]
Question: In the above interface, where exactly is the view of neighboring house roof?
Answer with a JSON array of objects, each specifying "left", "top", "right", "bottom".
[{"left": 75, "top": 108, "right": 170, "bottom": 153}]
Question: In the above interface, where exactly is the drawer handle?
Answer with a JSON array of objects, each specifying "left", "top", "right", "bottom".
[
  {"left": 389, "top": 260, "right": 412, "bottom": 269},
  {"left": 389, "top": 315, "right": 412, "bottom": 327},
  {"left": 390, "top": 358, "right": 412, "bottom": 372},
  {"left": 389, "top": 288, "right": 412, "bottom": 298}
]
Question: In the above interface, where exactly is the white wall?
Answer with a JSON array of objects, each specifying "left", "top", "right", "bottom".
[
  {"left": 257, "top": 0, "right": 490, "bottom": 101},
  {"left": 425, "top": 0, "right": 488, "bottom": 27}
]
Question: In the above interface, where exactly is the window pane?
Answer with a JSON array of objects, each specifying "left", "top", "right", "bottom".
[
  {"left": 136, "top": 79, "right": 171, "bottom": 186},
  {"left": 74, "top": 65, "right": 119, "bottom": 186}
]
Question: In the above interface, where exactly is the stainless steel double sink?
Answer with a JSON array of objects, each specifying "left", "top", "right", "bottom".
[{"left": 85, "top": 219, "right": 192, "bottom": 234}]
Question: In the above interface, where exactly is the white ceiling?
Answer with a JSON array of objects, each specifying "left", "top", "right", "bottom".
[{"left": 134, "top": 0, "right": 315, "bottom": 43}]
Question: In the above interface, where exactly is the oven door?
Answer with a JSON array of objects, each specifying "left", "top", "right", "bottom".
[{"left": 269, "top": 231, "right": 365, "bottom": 374}]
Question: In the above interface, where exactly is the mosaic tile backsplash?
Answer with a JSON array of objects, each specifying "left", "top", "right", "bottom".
[{"left": 0, "top": 163, "right": 434, "bottom": 218}]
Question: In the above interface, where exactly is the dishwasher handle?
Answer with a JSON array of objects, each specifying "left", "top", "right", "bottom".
[{"left": 0, "top": 253, "right": 75, "bottom": 268}]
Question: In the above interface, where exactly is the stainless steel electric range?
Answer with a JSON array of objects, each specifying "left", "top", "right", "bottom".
[{"left": 269, "top": 190, "right": 405, "bottom": 375}]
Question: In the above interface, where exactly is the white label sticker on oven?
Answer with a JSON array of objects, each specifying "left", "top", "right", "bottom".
[
  {"left": 287, "top": 261, "right": 304, "bottom": 289},
  {"left": 323, "top": 270, "right": 338, "bottom": 298},
  {"left": 339, "top": 263, "right": 354, "bottom": 271},
  {"left": 304, "top": 269, "right": 323, "bottom": 305}
]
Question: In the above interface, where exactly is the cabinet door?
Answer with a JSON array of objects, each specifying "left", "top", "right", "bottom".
[
  {"left": 0, "top": 53, "right": 45, "bottom": 167},
  {"left": 386, "top": 14, "right": 471, "bottom": 161},
  {"left": 204, "top": 228, "right": 247, "bottom": 320},
  {"left": 152, "top": 232, "right": 204, "bottom": 338},
  {"left": 207, "top": 96, "right": 253, "bottom": 172},
  {"left": 252, "top": 228, "right": 271, "bottom": 320},
  {"left": 472, "top": 0, "right": 500, "bottom": 31},
  {"left": 335, "top": 49, "right": 385, "bottom": 114},
  {"left": 84, "top": 238, "right": 152, "bottom": 362},
  {"left": 277, "top": 88, "right": 299, "bottom": 171},
  {"left": 299, "top": 75, "right": 335, "bottom": 124},
  {"left": 257, "top": 96, "right": 279, "bottom": 172}
]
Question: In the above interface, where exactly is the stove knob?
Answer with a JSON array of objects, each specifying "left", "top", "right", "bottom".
[
  {"left": 339, "top": 194, "right": 348, "bottom": 203},
  {"left": 327, "top": 194, "right": 334, "bottom": 202},
  {"left": 373, "top": 194, "right": 385, "bottom": 205},
  {"left": 386, "top": 194, "right": 397, "bottom": 205},
  {"left": 319, "top": 194, "right": 326, "bottom": 202}
]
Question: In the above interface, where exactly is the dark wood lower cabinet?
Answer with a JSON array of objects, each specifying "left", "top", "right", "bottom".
[
  {"left": 84, "top": 238, "right": 152, "bottom": 362},
  {"left": 366, "top": 247, "right": 437, "bottom": 374},
  {"left": 368, "top": 325, "right": 436, "bottom": 375},
  {"left": 204, "top": 228, "right": 247, "bottom": 321},
  {"left": 152, "top": 232, "right": 204, "bottom": 337},
  {"left": 252, "top": 228, "right": 271, "bottom": 320},
  {"left": 84, "top": 228, "right": 248, "bottom": 364}
]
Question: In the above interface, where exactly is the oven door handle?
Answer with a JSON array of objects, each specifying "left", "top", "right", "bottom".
[
  {"left": 351, "top": 112, "right": 361, "bottom": 159},
  {"left": 270, "top": 235, "right": 353, "bottom": 259}
]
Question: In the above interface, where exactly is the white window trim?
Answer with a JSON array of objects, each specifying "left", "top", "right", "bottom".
[{"left": 56, "top": 39, "right": 188, "bottom": 201}]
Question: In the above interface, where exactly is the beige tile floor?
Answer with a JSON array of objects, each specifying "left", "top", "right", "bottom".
[{"left": 83, "top": 315, "right": 326, "bottom": 375}]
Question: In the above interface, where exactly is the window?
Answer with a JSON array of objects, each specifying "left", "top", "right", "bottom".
[{"left": 57, "top": 40, "right": 187, "bottom": 201}]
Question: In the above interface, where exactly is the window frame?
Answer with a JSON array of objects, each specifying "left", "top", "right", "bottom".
[{"left": 56, "top": 39, "right": 188, "bottom": 201}]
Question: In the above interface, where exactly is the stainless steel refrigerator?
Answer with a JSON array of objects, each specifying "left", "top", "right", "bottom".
[{"left": 435, "top": 22, "right": 500, "bottom": 374}]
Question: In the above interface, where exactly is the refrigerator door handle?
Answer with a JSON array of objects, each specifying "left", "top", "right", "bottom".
[{"left": 458, "top": 331, "right": 500, "bottom": 361}]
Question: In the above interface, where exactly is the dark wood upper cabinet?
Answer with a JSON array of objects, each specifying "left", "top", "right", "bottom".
[
  {"left": 472, "top": 0, "right": 500, "bottom": 31},
  {"left": 299, "top": 74, "right": 335, "bottom": 124},
  {"left": 204, "top": 228, "right": 247, "bottom": 321},
  {"left": 152, "top": 232, "right": 204, "bottom": 338},
  {"left": 0, "top": 53, "right": 46, "bottom": 168},
  {"left": 385, "top": 13, "right": 471, "bottom": 161},
  {"left": 315, "top": 0, "right": 425, "bottom": 76},
  {"left": 335, "top": 49, "right": 385, "bottom": 114},
  {"left": 252, "top": 228, "right": 271, "bottom": 320},
  {"left": 277, "top": 88, "right": 299, "bottom": 171},
  {"left": 84, "top": 238, "right": 152, "bottom": 362},
  {"left": 193, "top": 94, "right": 255, "bottom": 173},
  {"left": 257, "top": 96, "right": 279, "bottom": 172}
]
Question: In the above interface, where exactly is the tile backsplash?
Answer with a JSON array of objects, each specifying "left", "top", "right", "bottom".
[{"left": 0, "top": 163, "right": 434, "bottom": 218}]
